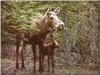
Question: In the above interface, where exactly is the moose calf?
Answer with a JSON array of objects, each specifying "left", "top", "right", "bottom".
[{"left": 40, "top": 40, "right": 59, "bottom": 73}]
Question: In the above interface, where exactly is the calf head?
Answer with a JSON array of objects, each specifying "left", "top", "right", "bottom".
[{"left": 52, "top": 40, "right": 59, "bottom": 48}]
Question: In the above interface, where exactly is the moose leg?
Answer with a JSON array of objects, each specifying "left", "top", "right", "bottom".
[
  {"left": 39, "top": 49, "right": 43, "bottom": 73},
  {"left": 51, "top": 54, "right": 55, "bottom": 73},
  {"left": 32, "top": 45, "right": 36, "bottom": 73},
  {"left": 48, "top": 55, "right": 50, "bottom": 72},
  {"left": 21, "top": 43, "right": 26, "bottom": 69},
  {"left": 16, "top": 43, "right": 20, "bottom": 69},
  {"left": 41, "top": 54, "right": 45, "bottom": 72}
]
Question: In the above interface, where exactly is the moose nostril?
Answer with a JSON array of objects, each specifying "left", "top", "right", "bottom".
[
  {"left": 60, "top": 24, "right": 64, "bottom": 28},
  {"left": 61, "top": 24, "right": 64, "bottom": 28},
  {"left": 50, "top": 17, "right": 53, "bottom": 19},
  {"left": 58, "top": 24, "right": 64, "bottom": 31},
  {"left": 59, "top": 23, "right": 64, "bottom": 26}
]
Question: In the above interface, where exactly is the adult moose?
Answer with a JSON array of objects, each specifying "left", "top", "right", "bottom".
[{"left": 15, "top": 7, "right": 64, "bottom": 73}]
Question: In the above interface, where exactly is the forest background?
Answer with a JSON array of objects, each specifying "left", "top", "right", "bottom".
[{"left": 1, "top": 1, "right": 100, "bottom": 75}]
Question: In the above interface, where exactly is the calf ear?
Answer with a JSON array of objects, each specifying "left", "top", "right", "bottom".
[{"left": 53, "top": 7, "right": 60, "bottom": 14}]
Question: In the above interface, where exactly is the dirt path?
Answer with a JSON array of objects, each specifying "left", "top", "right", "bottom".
[{"left": 1, "top": 59, "right": 98, "bottom": 75}]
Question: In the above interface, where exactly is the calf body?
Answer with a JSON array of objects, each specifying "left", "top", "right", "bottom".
[{"left": 40, "top": 40, "right": 59, "bottom": 73}]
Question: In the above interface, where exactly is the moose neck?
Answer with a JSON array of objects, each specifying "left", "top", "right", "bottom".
[
  {"left": 41, "top": 27, "right": 50, "bottom": 37},
  {"left": 41, "top": 17, "right": 53, "bottom": 35}
]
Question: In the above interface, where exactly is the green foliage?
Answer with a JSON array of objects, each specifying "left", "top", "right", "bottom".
[{"left": 1, "top": 1, "right": 99, "bottom": 72}]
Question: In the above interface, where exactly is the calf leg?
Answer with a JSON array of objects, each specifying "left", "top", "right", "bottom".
[
  {"left": 48, "top": 55, "right": 50, "bottom": 72},
  {"left": 39, "top": 49, "right": 42, "bottom": 73},
  {"left": 32, "top": 45, "right": 36, "bottom": 73},
  {"left": 51, "top": 54, "right": 55, "bottom": 73},
  {"left": 41, "top": 54, "right": 45, "bottom": 72}
]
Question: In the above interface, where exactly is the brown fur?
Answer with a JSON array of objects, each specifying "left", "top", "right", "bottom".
[
  {"left": 40, "top": 40, "right": 59, "bottom": 73},
  {"left": 15, "top": 26, "right": 53, "bottom": 72},
  {"left": 15, "top": 7, "right": 64, "bottom": 73}
]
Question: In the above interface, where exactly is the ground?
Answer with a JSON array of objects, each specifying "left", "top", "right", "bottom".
[{"left": 1, "top": 58, "right": 98, "bottom": 75}]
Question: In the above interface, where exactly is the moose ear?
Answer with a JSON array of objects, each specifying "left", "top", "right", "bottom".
[
  {"left": 53, "top": 7, "right": 60, "bottom": 14},
  {"left": 45, "top": 6, "right": 52, "bottom": 15},
  {"left": 46, "top": 7, "right": 56, "bottom": 15}
]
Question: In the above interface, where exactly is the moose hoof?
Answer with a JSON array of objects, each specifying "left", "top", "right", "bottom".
[
  {"left": 21, "top": 65, "right": 25, "bottom": 68},
  {"left": 52, "top": 70, "right": 54, "bottom": 73},
  {"left": 13, "top": 67, "right": 19, "bottom": 72},
  {"left": 33, "top": 69, "right": 36, "bottom": 73},
  {"left": 47, "top": 69, "right": 49, "bottom": 72},
  {"left": 39, "top": 67, "right": 44, "bottom": 73},
  {"left": 15, "top": 65, "right": 19, "bottom": 70},
  {"left": 21, "top": 66, "right": 26, "bottom": 71}
]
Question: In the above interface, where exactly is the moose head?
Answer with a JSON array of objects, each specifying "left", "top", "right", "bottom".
[{"left": 44, "top": 7, "right": 65, "bottom": 31}]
